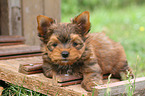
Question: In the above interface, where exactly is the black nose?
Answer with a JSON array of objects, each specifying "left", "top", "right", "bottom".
[{"left": 61, "top": 51, "right": 69, "bottom": 58}]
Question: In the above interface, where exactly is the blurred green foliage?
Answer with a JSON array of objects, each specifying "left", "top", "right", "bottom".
[{"left": 62, "top": 0, "right": 145, "bottom": 14}]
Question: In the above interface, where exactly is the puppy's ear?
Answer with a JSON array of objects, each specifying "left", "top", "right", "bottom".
[
  {"left": 72, "top": 11, "right": 91, "bottom": 36},
  {"left": 37, "top": 15, "right": 55, "bottom": 37}
]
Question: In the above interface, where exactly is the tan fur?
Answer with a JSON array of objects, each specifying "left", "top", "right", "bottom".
[{"left": 37, "top": 11, "right": 133, "bottom": 91}]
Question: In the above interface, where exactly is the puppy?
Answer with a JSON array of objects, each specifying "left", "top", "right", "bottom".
[{"left": 37, "top": 11, "right": 133, "bottom": 91}]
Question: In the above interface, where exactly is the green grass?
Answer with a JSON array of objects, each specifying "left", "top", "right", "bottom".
[
  {"left": 126, "top": 71, "right": 136, "bottom": 96},
  {"left": 1, "top": 1, "right": 145, "bottom": 96},
  {"left": 2, "top": 83, "right": 44, "bottom": 96}
]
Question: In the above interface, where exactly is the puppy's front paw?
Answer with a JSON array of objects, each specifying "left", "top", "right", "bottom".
[
  {"left": 81, "top": 80, "right": 103, "bottom": 91},
  {"left": 43, "top": 70, "right": 53, "bottom": 78}
]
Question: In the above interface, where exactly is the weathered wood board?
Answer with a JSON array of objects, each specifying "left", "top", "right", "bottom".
[
  {"left": 0, "top": 36, "right": 25, "bottom": 46},
  {"left": 22, "top": 0, "right": 43, "bottom": 46},
  {"left": 0, "top": 0, "right": 22, "bottom": 36},
  {"left": 0, "top": 45, "right": 41, "bottom": 60},
  {"left": 0, "top": 36, "right": 25, "bottom": 43},
  {"left": 94, "top": 77, "right": 145, "bottom": 96},
  {"left": 0, "top": 0, "right": 1, "bottom": 35},
  {"left": 0, "top": 0, "right": 9, "bottom": 35},
  {"left": 0, "top": 45, "right": 41, "bottom": 56},
  {"left": 0, "top": 57, "right": 145, "bottom": 96},
  {"left": 0, "top": 57, "right": 90, "bottom": 96}
]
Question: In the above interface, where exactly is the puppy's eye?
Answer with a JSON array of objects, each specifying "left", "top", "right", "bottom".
[
  {"left": 73, "top": 42, "right": 78, "bottom": 47},
  {"left": 52, "top": 43, "right": 57, "bottom": 47}
]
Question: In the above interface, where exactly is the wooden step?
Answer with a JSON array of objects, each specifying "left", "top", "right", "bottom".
[
  {"left": 0, "top": 36, "right": 25, "bottom": 46},
  {"left": 0, "top": 45, "right": 41, "bottom": 60},
  {"left": 0, "top": 57, "right": 90, "bottom": 96}
]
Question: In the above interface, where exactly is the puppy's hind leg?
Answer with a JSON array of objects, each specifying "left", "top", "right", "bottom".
[
  {"left": 120, "top": 65, "right": 134, "bottom": 80},
  {"left": 112, "top": 60, "right": 134, "bottom": 80}
]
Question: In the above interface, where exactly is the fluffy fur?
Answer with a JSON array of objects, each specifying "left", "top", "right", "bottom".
[{"left": 37, "top": 11, "right": 133, "bottom": 91}]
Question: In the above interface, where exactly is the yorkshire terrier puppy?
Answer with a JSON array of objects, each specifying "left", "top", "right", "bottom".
[{"left": 37, "top": 11, "right": 133, "bottom": 91}]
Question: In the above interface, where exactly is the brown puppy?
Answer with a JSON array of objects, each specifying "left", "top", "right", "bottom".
[{"left": 37, "top": 11, "right": 133, "bottom": 91}]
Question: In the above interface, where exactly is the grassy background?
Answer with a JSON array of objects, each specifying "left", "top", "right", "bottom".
[{"left": 1, "top": 0, "right": 145, "bottom": 95}]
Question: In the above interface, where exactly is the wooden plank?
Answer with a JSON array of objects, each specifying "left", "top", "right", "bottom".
[
  {"left": 0, "top": 44, "right": 41, "bottom": 60},
  {"left": 60, "top": 80, "right": 82, "bottom": 87},
  {"left": 0, "top": 42, "right": 24, "bottom": 46},
  {"left": 0, "top": 53, "right": 41, "bottom": 60},
  {"left": 0, "top": 57, "right": 90, "bottom": 96},
  {"left": 0, "top": 45, "right": 41, "bottom": 56},
  {"left": 19, "top": 63, "right": 43, "bottom": 72},
  {"left": 9, "top": 0, "right": 22, "bottom": 35},
  {"left": 0, "top": 0, "right": 9, "bottom": 35},
  {"left": 0, "top": 36, "right": 25, "bottom": 46},
  {"left": 22, "top": 0, "right": 43, "bottom": 45},
  {"left": 56, "top": 75, "right": 83, "bottom": 83},
  {"left": 44, "top": 0, "right": 61, "bottom": 23},
  {"left": 94, "top": 77, "right": 145, "bottom": 96},
  {"left": 0, "top": 36, "right": 25, "bottom": 43},
  {"left": 19, "top": 62, "right": 43, "bottom": 74},
  {"left": 0, "top": 0, "right": 1, "bottom": 35},
  {"left": 0, "top": 0, "right": 22, "bottom": 36}
]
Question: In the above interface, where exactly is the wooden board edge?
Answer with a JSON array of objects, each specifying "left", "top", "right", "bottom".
[
  {"left": 0, "top": 65, "right": 89, "bottom": 96},
  {"left": 0, "top": 53, "right": 41, "bottom": 60},
  {"left": 0, "top": 36, "right": 25, "bottom": 43},
  {"left": 94, "top": 77, "right": 145, "bottom": 96}
]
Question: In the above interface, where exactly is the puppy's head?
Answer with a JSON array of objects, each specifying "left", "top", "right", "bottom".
[{"left": 37, "top": 11, "right": 91, "bottom": 65}]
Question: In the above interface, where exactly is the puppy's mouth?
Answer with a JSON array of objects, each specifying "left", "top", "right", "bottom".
[
  {"left": 54, "top": 58, "right": 79, "bottom": 66},
  {"left": 61, "top": 59, "right": 69, "bottom": 63}
]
